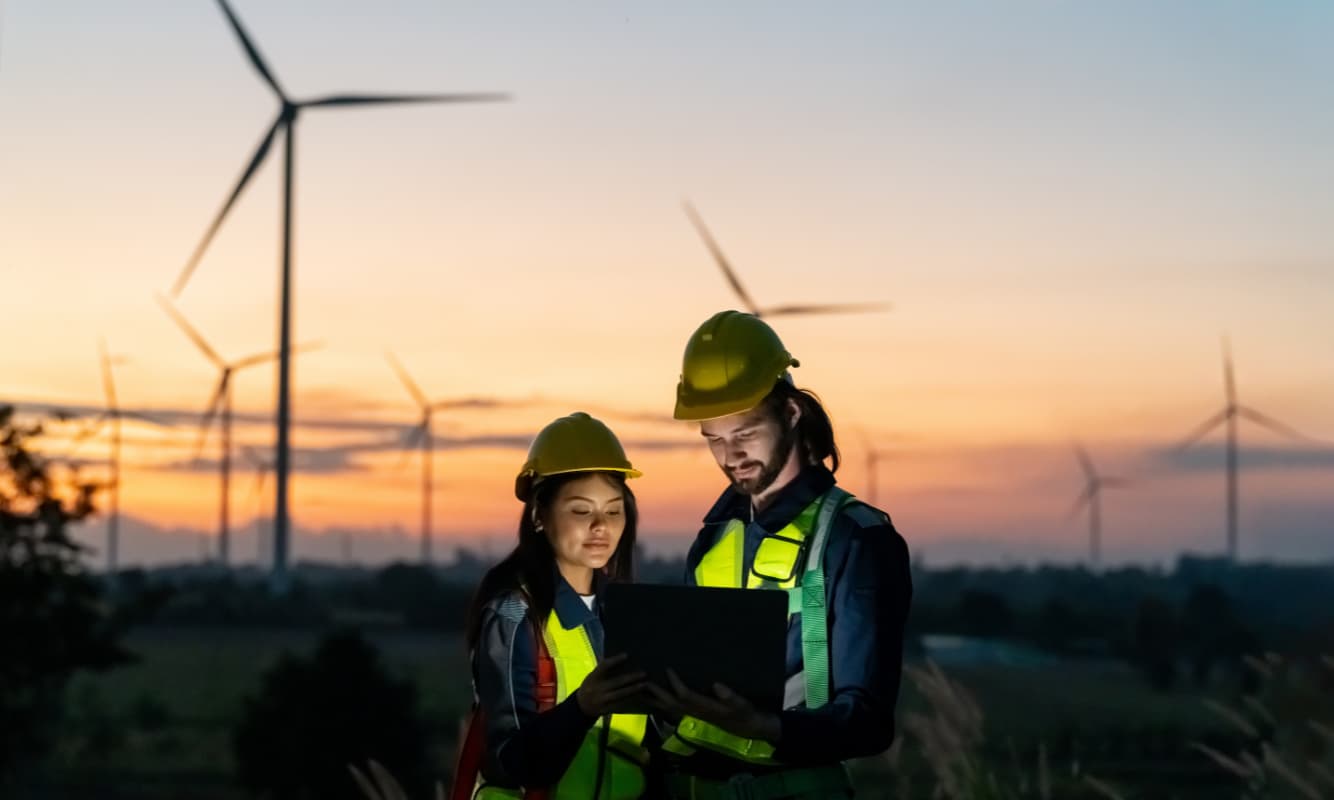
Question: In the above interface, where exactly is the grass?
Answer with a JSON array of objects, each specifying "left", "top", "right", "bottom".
[{"left": 40, "top": 627, "right": 1278, "bottom": 799}]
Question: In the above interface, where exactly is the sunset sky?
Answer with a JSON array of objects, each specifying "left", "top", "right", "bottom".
[{"left": 3, "top": 1, "right": 1332, "bottom": 567}]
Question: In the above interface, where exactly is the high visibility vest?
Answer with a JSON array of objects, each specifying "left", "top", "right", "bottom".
[
  {"left": 662, "top": 486, "right": 855, "bottom": 767},
  {"left": 474, "top": 609, "right": 649, "bottom": 800}
]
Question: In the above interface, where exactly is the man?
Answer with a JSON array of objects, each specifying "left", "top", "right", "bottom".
[{"left": 651, "top": 310, "right": 912, "bottom": 799}]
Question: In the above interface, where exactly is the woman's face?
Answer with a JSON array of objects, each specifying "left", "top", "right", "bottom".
[{"left": 541, "top": 473, "right": 626, "bottom": 574}]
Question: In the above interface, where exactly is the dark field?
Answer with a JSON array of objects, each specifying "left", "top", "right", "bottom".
[{"left": 34, "top": 626, "right": 1268, "bottom": 800}]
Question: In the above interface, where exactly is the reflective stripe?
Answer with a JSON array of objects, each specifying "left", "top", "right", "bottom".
[
  {"left": 673, "top": 714, "right": 776, "bottom": 764},
  {"left": 799, "top": 487, "right": 852, "bottom": 710}
]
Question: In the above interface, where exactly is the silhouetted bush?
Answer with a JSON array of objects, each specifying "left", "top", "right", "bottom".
[
  {"left": 956, "top": 589, "right": 1014, "bottom": 637},
  {"left": 1134, "top": 594, "right": 1179, "bottom": 690},
  {"left": 0, "top": 406, "right": 133, "bottom": 784},
  {"left": 233, "top": 628, "right": 430, "bottom": 800}
]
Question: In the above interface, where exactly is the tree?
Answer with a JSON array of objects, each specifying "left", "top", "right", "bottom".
[
  {"left": 1181, "top": 583, "right": 1260, "bottom": 688},
  {"left": 233, "top": 629, "right": 431, "bottom": 800},
  {"left": 0, "top": 405, "right": 132, "bottom": 781},
  {"left": 956, "top": 589, "right": 1014, "bottom": 637},
  {"left": 1133, "top": 594, "right": 1178, "bottom": 691},
  {"left": 1036, "top": 596, "right": 1079, "bottom": 653}
]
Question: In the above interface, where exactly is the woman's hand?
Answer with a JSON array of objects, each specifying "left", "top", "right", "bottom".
[
  {"left": 575, "top": 654, "right": 647, "bottom": 717},
  {"left": 645, "top": 669, "right": 781, "bottom": 742}
]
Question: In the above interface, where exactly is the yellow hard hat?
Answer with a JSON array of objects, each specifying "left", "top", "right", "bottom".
[
  {"left": 514, "top": 412, "right": 642, "bottom": 501},
  {"left": 673, "top": 310, "right": 800, "bottom": 421}
]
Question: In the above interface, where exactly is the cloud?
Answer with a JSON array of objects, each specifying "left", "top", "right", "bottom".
[
  {"left": 1152, "top": 443, "right": 1334, "bottom": 472},
  {"left": 3, "top": 395, "right": 680, "bottom": 439},
  {"left": 144, "top": 430, "right": 695, "bottom": 476}
]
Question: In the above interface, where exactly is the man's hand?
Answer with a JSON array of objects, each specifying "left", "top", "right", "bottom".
[{"left": 645, "top": 669, "right": 781, "bottom": 742}]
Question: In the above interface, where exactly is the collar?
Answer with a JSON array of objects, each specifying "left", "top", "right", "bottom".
[
  {"left": 701, "top": 464, "right": 837, "bottom": 533},
  {"left": 551, "top": 567, "right": 602, "bottom": 630}
]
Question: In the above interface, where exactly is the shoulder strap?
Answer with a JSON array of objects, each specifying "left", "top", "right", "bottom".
[{"left": 800, "top": 485, "right": 853, "bottom": 710}]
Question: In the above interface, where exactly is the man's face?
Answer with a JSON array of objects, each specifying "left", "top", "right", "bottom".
[{"left": 699, "top": 403, "right": 797, "bottom": 496}]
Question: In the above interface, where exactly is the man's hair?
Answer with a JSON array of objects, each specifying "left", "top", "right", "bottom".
[{"left": 760, "top": 379, "right": 840, "bottom": 473}]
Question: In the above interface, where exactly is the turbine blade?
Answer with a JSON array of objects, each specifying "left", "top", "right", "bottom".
[
  {"left": 156, "top": 294, "right": 226, "bottom": 367},
  {"left": 1067, "top": 489, "right": 1092, "bottom": 520},
  {"left": 1073, "top": 443, "right": 1096, "bottom": 480},
  {"left": 302, "top": 92, "right": 510, "bottom": 108},
  {"left": 216, "top": 0, "right": 286, "bottom": 99},
  {"left": 232, "top": 351, "right": 279, "bottom": 370},
  {"left": 172, "top": 118, "right": 283, "bottom": 296},
  {"left": 762, "top": 302, "right": 892, "bottom": 317},
  {"left": 1221, "top": 335, "right": 1236, "bottom": 406},
  {"left": 98, "top": 339, "right": 119, "bottom": 411},
  {"left": 233, "top": 339, "right": 323, "bottom": 370},
  {"left": 385, "top": 352, "right": 429, "bottom": 409},
  {"left": 1175, "top": 409, "right": 1229, "bottom": 451},
  {"left": 1238, "top": 407, "right": 1322, "bottom": 444},
  {"left": 682, "top": 201, "right": 762, "bottom": 315},
  {"left": 195, "top": 379, "right": 227, "bottom": 458},
  {"left": 396, "top": 425, "right": 425, "bottom": 470}
]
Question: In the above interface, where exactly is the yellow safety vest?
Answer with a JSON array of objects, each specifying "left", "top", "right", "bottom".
[
  {"left": 476, "top": 609, "right": 649, "bottom": 800},
  {"left": 663, "top": 488, "right": 852, "bottom": 767}
]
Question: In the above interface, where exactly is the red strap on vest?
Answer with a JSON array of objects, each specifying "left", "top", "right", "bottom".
[
  {"left": 526, "top": 618, "right": 557, "bottom": 800},
  {"left": 450, "top": 616, "right": 559, "bottom": 800},
  {"left": 449, "top": 706, "right": 489, "bottom": 800}
]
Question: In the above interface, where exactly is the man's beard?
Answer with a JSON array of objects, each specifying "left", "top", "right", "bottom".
[{"left": 726, "top": 424, "right": 798, "bottom": 497}]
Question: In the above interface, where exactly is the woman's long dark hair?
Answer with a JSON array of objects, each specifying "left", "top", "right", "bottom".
[
  {"left": 761, "top": 379, "right": 841, "bottom": 474},
  {"left": 464, "top": 471, "right": 638, "bottom": 650}
]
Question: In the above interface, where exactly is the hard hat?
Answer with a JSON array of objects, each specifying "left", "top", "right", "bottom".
[
  {"left": 514, "top": 412, "right": 642, "bottom": 501},
  {"left": 673, "top": 310, "right": 799, "bottom": 421}
]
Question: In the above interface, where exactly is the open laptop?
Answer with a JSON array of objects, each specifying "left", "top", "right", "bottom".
[{"left": 601, "top": 582, "right": 788, "bottom": 713}]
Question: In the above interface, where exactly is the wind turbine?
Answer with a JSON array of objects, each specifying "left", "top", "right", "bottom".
[
  {"left": 387, "top": 353, "right": 520, "bottom": 564},
  {"left": 1175, "top": 337, "right": 1316, "bottom": 563},
  {"left": 1068, "top": 443, "right": 1129, "bottom": 570},
  {"left": 86, "top": 342, "right": 156, "bottom": 579},
  {"left": 97, "top": 341, "right": 124, "bottom": 579},
  {"left": 240, "top": 444, "right": 273, "bottom": 568},
  {"left": 682, "top": 201, "right": 891, "bottom": 318},
  {"left": 859, "top": 431, "right": 893, "bottom": 506},
  {"left": 169, "top": 0, "right": 509, "bottom": 591},
  {"left": 157, "top": 296, "right": 317, "bottom": 565}
]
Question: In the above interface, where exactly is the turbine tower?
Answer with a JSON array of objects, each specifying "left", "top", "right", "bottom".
[
  {"left": 157, "top": 296, "right": 316, "bottom": 565},
  {"left": 170, "top": 0, "right": 508, "bottom": 591}
]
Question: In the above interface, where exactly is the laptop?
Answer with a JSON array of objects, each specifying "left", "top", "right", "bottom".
[{"left": 600, "top": 582, "right": 789, "bottom": 713}]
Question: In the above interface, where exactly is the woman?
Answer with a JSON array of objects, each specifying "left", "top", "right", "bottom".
[{"left": 458, "top": 412, "right": 651, "bottom": 799}]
